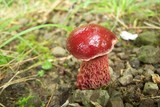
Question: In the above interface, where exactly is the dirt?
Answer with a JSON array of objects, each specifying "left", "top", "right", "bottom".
[
  {"left": 1, "top": 42, "right": 160, "bottom": 107},
  {"left": 0, "top": 1, "right": 160, "bottom": 107}
]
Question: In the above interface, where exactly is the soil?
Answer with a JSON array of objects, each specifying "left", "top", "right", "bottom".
[{"left": 0, "top": 1, "right": 160, "bottom": 107}]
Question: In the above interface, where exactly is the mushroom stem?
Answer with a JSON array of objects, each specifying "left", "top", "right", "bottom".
[{"left": 76, "top": 55, "right": 110, "bottom": 89}]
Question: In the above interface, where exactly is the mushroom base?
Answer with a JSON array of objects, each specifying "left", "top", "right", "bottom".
[{"left": 76, "top": 55, "right": 110, "bottom": 90}]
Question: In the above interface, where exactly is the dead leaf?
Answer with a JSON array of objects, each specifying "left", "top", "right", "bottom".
[
  {"left": 0, "top": 73, "right": 5, "bottom": 81},
  {"left": 91, "top": 101, "right": 102, "bottom": 107},
  {"left": 152, "top": 74, "right": 160, "bottom": 84}
]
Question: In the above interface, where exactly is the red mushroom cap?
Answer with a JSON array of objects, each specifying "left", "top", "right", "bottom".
[{"left": 66, "top": 24, "right": 117, "bottom": 61}]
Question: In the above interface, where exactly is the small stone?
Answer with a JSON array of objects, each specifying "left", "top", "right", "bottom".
[
  {"left": 44, "top": 32, "right": 52, "bottom": 40},
  {"left": 144, "top": 65, "right": 155, "bottom": 71},
  {"left": 126, "top": 49, "right": 132, "bottom": 53},
  {"left": 109, "top": 59, "right": 114, "bottom": 67},
  {"left": 56, "top": 38, "right": 67, "bottom": 47},
  {"left": 134, "top": 75, "right": 144, "bottom": 82},
  {"left": 138, "top": 69, "right": 143, "bottom": 74},
  {"left": 70, "top": 90, "right": 110, "bottom": 107},
  {"left": 84, "top": 14, "right": 93, "bottom": 22},
  {"left": 19, "top": 18, "right": 29, "bottom": 25},
  {"left": 139, "top": 99, "right": 156, "bottom": 107},
  {"left": 156, "top": 68, "right": 160, "bottom": 75},
  {"left": 117, "top": 52, "right": 128, "bottom": 60},
  {"left": 113, "top": 60, "right": 125, "bottom": 72},
  {"left": 67, "top": 57, "right": 78, "bottom": 67},
  {"left": 123, "top": 68, "right": 132, "bottom": 76},
  {"left": 131, "top": 48, "right": 139, "bottom": 54},
  {"left": 123, "top": 90, "right": 141, "bottom": 103},
  {"left": 129, "top": 54, "right": 136, "bottom": 57},
  {"left": 157, "top": 100, "right": 160, "bottom": 107},
  {"left": 119, "top": 74, "right": 133, "bottom": 86},
  {"left": 109, "top": 90, "right": 122, "bottom": 98},
  {"left": 110, "top": 67, "right": 120, "bottom": 81},
  {"left": 129, "top": 58, "right": 140, "bottom": 69},
  {"left": 52, "top": 46, "right": 66, "bottom": 57},
  {"left": 107, "top": 97, "right": 124, "bottom": 107},
  {"left": 115, "top": 42, "right": 122, "bottom": 47},
  {"left": 130, "top": 68, "right": 140, "bottom": 76},
  {"left": 143, "top": 82, "right": 159, "bottom": 95},
  {"left": 113, "top": 48, "right": 123, "bottom": 52},
  {"left": 108, "top": 52, "right": 117, "bottom": 59},
  {"left": 125, "top": 103, "right": 133, "bottom": 107},
  {"left": 138, "top": 45, "right": 160, "bottom": 64},
  {"left": 143, "top": 69, "right": 154, "bottom": 78},
  {"left": 143, "top": 65, "right": 155, "bottom": 81}
]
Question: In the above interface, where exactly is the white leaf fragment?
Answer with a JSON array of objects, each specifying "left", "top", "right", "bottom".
[{"left": 120, "top": 31, "right": 138, "bottom": 40}]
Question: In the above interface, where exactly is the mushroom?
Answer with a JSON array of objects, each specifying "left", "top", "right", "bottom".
[{"left": 66, "top": 24, "right": 117, "bottom": 89}]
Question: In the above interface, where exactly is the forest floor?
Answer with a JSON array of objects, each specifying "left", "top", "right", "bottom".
[{"left": 0, "top": 0, "right": 160, "bottom": 107}]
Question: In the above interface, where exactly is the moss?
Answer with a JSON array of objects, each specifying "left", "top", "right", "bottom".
[
  {"left": 134, "top": 31, "right": 160, "bottom": 46},
  {"left": 138, "top": 45, "right": 160, "bottom": 64}
]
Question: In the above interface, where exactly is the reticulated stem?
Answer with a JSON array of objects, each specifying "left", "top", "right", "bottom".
[{"left": 76, "top": 55, "right": 110, "bottom": 90}]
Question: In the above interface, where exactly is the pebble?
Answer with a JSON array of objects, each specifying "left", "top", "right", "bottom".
[
  {"left": 138, "top": 69, "right": 143, "bottom": 74},
  {"left": 84, "top": 14, "right": 94, "bottom": 22},
  {"left": 19, "top": 18, "right": 29, "bottom": 25},
  {"left": 156, "top": 68, "right": 160, "bottom": 75},
  {"left": 109, "top": 89, "right": 122, "bottom": 98},
  {"left": 109, "top": 59, "right": 114, "bottom": 67},
  {"left": 52, "top": 46, "right": 66, "bottom": 57},
  {"left": 117, "top": 52, "right": 128, "bottom": 60},
  {"left": 125, "top": 103, "right": 133, "bottom": 107},
  {"left": 126, "top": 49, "right": 132, "bottom": 53},
  {"left": 56, "top": 38, "right": 67, "bottom": 47},
  {"left": 129, "top": 58, "right": 140, "bottom": 69},
  {"left": 115, "top": 42, "right": 122, "bottom": 47},
  {"left": 67, "top": 57, "right": 79, "bottom": 67},
  {"left": 123, "top": 68, "right": 133, "bottom": 76},
  {"left": 108, "top": 52, "right": 117, "bottom": 60},
  {"left": 44, "top": 32, "right": 53, "bottom": 40},
  {"left": 110, "top": 67, "right": 120, "bottom": 81},
  {"left": 113, "top": 60, "right": 125, "bottom": 72},
  {"left": 113, "top": 48, "right": 123, "bottom": 53},
  {"left": 129, "top": 54, "right": 137, "bottom": 57},
  {"left": 143, "top": 82, "right": 159, "bottom": 95},
  {"left": 119, "top": 74, "right": 133, "bottom": 86},
  {"left": 139, "top": 99, "right": 156, "bottom": 107},
  {"left": 130, "top": 68, "right": 141, "bottom": 76},
  {"left": 158, "top": 100, "right": 160, "bottom": 107},
  {"left": 144, "top": 65, "right": 155, "bottom": 71},
  {"left": 131, "top": 48, "right": 139, "bottom": 54},
  {"left": 107, "top": 97, "right": 124, "bottom": 107},
  {"left": 70, "top": 90, "right": 110, "bottom": 107},
  {"left": 143, "top": 69, "right": 154, "bottom": 80},
  {"left": 134, "top": 75, "right": 144, "bottom": 82},
  {"left": 123, "top": 90, "right": 141, "bottom": 104}
]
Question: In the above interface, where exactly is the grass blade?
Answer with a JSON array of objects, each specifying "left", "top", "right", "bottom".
[{"left": 0, "top": 24, "right": 72, "bottom": 48}]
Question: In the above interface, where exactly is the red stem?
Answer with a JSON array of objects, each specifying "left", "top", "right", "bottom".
[{"left": 76, "top": 55, "right": 110, "bottom": 90}]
